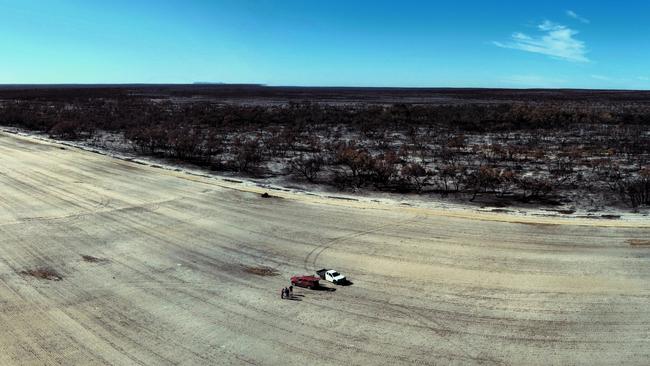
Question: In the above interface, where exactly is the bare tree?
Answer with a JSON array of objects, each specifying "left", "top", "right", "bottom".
[
  {"left": 465, "top": 165, "right": 502, "bottom": 201},
  {"left": 289, "top": 153, "right": 324, "bottom": 182}
]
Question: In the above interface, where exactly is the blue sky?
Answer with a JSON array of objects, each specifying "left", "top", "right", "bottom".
[{"left": 1, "top": 0, "right": 648, "bottom": 89}]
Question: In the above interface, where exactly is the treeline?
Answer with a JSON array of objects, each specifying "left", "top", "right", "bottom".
[
  {"left": 2, "top": 99, "right": 650, "bottom": 134},
  {"left": 1, "top": 98, "right": 649, "bottom": 208}
]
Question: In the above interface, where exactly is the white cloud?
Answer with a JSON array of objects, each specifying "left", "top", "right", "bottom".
[
  {"left": 494, "top": 20, "right": 590, "bottom": 62},
  {"left": 566, "top": 10, "right": 590, "bottom": 24}
]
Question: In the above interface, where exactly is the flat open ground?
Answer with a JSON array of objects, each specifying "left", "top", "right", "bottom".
[{"left": 1, "top": 131, "right": 649, "bottom": 365}]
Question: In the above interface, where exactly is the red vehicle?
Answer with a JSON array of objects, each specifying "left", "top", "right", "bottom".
[{"left": 291, "top": 275, "right": 320, "bottom": 289}]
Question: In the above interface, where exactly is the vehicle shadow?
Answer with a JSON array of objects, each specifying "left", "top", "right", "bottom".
[
  {"left": 338, "top": 280, "right": 354, "bottom": 286},
  {"left": 312, "top": 285, "right": 336, "bottom": 292}
]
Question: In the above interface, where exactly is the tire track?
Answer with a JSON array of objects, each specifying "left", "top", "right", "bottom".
[{"left": 303, "top": 214, "right": 423, "bottom": 272}]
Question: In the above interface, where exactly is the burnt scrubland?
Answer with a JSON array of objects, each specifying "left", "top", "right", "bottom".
[{"left": 1, "top": 85, "right": 649, "bottom": 210}]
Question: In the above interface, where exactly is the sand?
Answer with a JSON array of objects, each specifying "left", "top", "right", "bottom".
[{"left": 0, "top": 131, "right": 649, "bottom": 365}]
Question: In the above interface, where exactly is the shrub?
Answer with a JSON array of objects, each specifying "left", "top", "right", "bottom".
[
  {"left": 401, "top": 162, "right": 431, "bottom": 193},
  {"left": 49, "top": 120, "right": 82, "bottom": 140},
  {"left": 514, "top": 176, "right": 555, "bottom": 202},
  {"left": 614, "top": 167, "right": 650, "bottom": 208},
  {"left": 231, "top": 138, "right": 264, "bottom": 173}
]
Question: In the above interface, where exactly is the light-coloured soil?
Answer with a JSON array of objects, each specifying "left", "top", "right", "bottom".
[{"left": 1, "top": 131, "right": 649, "bottom": 365}]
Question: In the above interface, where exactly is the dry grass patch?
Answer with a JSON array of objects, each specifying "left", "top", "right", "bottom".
[
  {"left": 81, "top": 254, "right": 109, "bottom": 263},
  {"left": 243, "top": 266, "right": 279, "bottom": 276},
  {"left": 627, "top": 239, "right": 650, "bottom": 247},
  {"left": 20, "top": 268, "right": 63, "bottom": 281}
]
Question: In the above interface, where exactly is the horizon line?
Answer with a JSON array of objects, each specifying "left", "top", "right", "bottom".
[{"left": 0, "top": 83, "right": 648, "bottom": 92}]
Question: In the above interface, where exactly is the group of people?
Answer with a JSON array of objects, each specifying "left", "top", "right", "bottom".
[{"left": 281, "top": 286, "right": 293, "bottom": 299}]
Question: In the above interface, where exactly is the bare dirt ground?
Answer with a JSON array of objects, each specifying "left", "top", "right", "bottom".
[{"left": 1, "top": 131, "right": 649, "bottom": 365}]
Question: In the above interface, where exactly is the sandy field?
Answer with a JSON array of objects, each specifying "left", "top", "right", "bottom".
[{"left": 0, "top": 131, "right": 649, "bottom": 365}]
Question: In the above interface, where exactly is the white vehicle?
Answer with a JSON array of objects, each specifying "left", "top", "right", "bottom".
[{"left": 316, "top": 269, "right": 347, "bottom": 284}]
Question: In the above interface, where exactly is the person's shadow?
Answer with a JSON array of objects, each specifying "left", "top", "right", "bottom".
[{"left": 287, "top": 294, "right": 303, "bottom": 301}]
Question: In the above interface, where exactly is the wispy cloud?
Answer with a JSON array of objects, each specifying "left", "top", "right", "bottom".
[
  {"left": 590, "top": 75, "right": 647, "bottom": 87},
  {"left": 566, "top": 10, "right": 590, "bottom": 24},
  {"left": 591, "top": 74, "right": 611, "bottom": 81},
  {"left": 494, "top": 20, "right": 589, "bottom": 62},
  {"left": 500, "top": 75, "right": 567, "bottom": 88}
]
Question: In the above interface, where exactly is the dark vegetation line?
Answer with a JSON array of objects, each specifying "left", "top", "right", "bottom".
[{"left": 0, "top": 86, "right": 648, "bottom": 210}]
